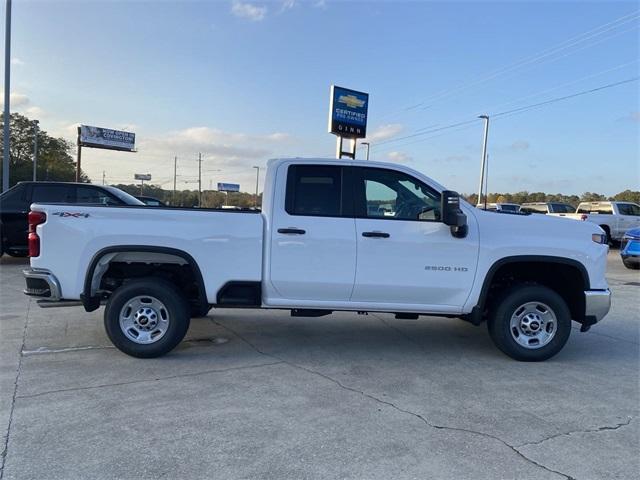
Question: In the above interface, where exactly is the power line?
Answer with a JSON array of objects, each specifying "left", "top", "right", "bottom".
[
  {"left": 377, "top": 9, "right": 639, "bottom": 121},
  {"left": 372, "top": 76, "right": 639, "bottom": 151}
]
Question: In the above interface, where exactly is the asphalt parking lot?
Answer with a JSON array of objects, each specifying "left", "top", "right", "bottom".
[{"left": 0, "top": 252, "right": 638, "bottom": 480}]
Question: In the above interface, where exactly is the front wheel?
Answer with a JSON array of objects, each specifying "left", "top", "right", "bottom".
[
  {"left": 487, "top": 285, "right": 571, "bottom": 361},
  {"left": 622, "top": 258, "right": 640, "bottom": 270},
  {"left": 104, "top": 278, "right": 190, "bottom": 358}
]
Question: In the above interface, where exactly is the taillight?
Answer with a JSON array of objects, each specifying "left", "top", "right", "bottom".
[
  {"left": 28, "top": 211, "right": 46, "bottom": 257},
  {"left": 580, "top": 214, "right": 588, "bottom": 221}
]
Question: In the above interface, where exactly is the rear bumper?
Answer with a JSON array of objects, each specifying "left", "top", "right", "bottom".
[
  {"left": 584, "top": 289, "right": 611, "bottom": 324},
  {"left": 23, "top": 268, "right": 61, "bottom": 301}
]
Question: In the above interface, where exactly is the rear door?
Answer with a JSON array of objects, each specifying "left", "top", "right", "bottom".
[
  {"left": 351, "top": 166, "right": 478, "bottom": 310},
  {"left": 0, "top": 184, "right": 30, "bottom": 252},
  {"left": 268, "top": 164, "right": 357, "bottom": 302}
]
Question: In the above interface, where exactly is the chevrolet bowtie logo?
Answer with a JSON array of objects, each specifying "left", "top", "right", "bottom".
[{"left": 337, "top": 94, "right": 366, "bottom": 109}]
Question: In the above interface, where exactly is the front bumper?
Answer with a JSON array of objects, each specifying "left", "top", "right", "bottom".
[
  {"left": 584, "top": 289, "right": 611, "bottom": 324},
  {"left": 23, "top": 268, "right": 62, "bottom": 301}
]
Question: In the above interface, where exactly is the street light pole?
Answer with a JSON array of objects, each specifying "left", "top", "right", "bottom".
[
  {"left": 477, "top": 115, "right": 490, "bottom": 208},
  {"left": 361, "top": 142, "right": 370, "bottom": 160},
  {"left": 198, "top": 152, "right": 202, "bottom": 207},
  {"left": 2, "top": 0, "right": 12, "bottom": 192},
  {"left": 253, "top": 166, "right": 259, "bottom": 207},
  {"left": 32, "top": 120, "right": 39, "bottom": 181},
  {"left": 172, "top": 155, "right": 177, "bottom": 205}
]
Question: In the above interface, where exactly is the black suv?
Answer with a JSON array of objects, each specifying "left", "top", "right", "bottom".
[{"left": 0, "top": 182, "right": 144, "bottom": 257}]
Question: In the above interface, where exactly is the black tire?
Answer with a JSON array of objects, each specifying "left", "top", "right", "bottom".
[
  {"left": 622, "top": 258, "right": 640, "bottom": 270},
  {"left": 104, "top": 278, "right": 190, "bottom": 358},
  {"left": 600, "top": 225, "right": 613, "bottom": 247},
  {"left": 487, "top": 285, "right": 571, "bottom": 362}
]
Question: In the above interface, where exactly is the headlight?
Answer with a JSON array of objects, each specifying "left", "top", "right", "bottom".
[{"left": 592, "top": 233, "right": 607, "bottom": 244}]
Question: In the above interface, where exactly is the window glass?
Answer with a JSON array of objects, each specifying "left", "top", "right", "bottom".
[
  {"left": 618, "top": 203, "right": 640, "bottom": 216},
  {"left": 0, "top": 185, "right": 26, "bottom": 210},
  {"left": 32, "top": 185, "right": 72, "bottom": 203},
  {"left": 550, "top": 203, "right": 574, "bottom": 214},
  {"left": 285, "top": 165, "right": 343, "bottom": 217},
  {"left": 360, "top": 168, "right": 441, "bottom": 221},
  {"left": 75, "top": 186, "right": 119, "bottom": 205},
  {"left": 521, "top": 205, "right": 545, "bottom": 214},
  {"left": 577, "top": 203, "right": 613, "bottom": 214},
  {"left": 499, "top": 204, "right": 519, "bottom": 212}
]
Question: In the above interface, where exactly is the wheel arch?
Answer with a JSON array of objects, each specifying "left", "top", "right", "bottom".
[
  {"left": 476, "top": 255, "right": 590, "bottom": 323},
  {"left": 82, "top": 245, "right": 207, "bottom": 312}
]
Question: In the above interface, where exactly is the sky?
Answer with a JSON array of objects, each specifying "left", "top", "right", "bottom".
[{"left": 2, "top": 0, "right": 639, "bottom": 195}]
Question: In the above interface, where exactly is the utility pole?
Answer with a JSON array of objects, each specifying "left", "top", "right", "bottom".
[
  {"left": 76, "top": 126, "right": 82, "bottom": 182},
  {"left": 140, "top": 178, "right": 144, "bottom": 196},
  {"left": 197, "top": 152, "right": 202, "bottom": 207},
  {"left": 172, "top": 156, "right": 177, "bottom": 205},
  {"left": 361, "top": 142, "right": 370, "bottom": 160},
  {"left": 253, "top": 166, "right": 260, "bottom": 207},
  {"left": 32, "top": 120, "right": 39, "bottom": 181},
  {"left": 477, "top": 115, "right": 490, "bottom": 208},
  {"left": 102, "top": 171, "right": 105, "bottom": 185},
  {"left": 2, "top": 0, "right": 12, "bottom": 192}
]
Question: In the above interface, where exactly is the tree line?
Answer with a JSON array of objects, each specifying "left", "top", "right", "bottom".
[{"left": 464, "top": 190, "right": 640, "bottom": 207}]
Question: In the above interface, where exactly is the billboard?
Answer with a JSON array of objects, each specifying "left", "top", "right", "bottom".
[
  {"left": 134, "top": 174, "right": 151, "bottom": 181},
  {"left": 328, "top": 85, "right": 369, "bottom": 139},
  {"left": 217, "top": 183, "right": 240, "bottom": 192},
  {"left": 79, "top": 125, "right": 136, "bottom": 152}
]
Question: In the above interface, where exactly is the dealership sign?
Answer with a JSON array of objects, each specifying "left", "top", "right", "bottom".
[
  {"left": 134, "top": 174, "right": 151, "bottom": 181},
  {"left": 217, "top": 183, "right": 240, "bottom": 192},
  {"left": 79, "top": 125, "right": 136, "bottom": 152},
  {"left": 328, "top": 85, "right": 369, "bottom": 139}
]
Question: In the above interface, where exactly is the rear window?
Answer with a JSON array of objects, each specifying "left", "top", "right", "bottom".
[
  {"left": 521, "top": 205, "right": 547, "bottom": 214},
  {"left": 32, "top": 185, "right": 72, "bottom": 203},
  {"left": 577, "top": 204, "right": 613, "bottom": 214},
  {"left": 75, "top": 186, "right": 121, "bottom": 205},
  {"left": 285, "top": 165, "right": 344, "bottom": 217}
]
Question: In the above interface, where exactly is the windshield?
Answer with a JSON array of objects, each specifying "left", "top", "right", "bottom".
[{"left": 103, "top": 186, "right": 145, "bottom": 206}]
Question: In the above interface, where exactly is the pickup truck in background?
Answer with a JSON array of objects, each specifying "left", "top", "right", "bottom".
[
  {"left": 520, "top": 202, "right": 575, "bottom": 215},
  {"left": 549, "top": 201, "right": 640, "bottom": 244},
  {"left": 23, "top": 158, "right": 611, "bottom": 362}
]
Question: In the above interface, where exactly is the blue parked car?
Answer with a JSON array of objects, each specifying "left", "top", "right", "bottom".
[{"left": 621, "top": 227, "right": 640, "bottom": 270}]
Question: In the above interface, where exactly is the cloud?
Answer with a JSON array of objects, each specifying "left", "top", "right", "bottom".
[
  {"left": 10, "top": 57, "right": 24, "bottom": 66},
  {"left": 386, "top": 151, "right": 412, "bottom": 163},
  {"left": 366, "top": 124, "right": 404, "bottom": 143},
  {"left": 231, "top": 1, "right": 267, "bottom": 21},
  {"left": 509, "top": 140, "right": 530, "bottom": 152},
  {"left": 0, "top": 92, "right": 30, "bottom": 108},
  {"left": 281, "top": 0, "right": 296, "bottom": 10},
  {"left": 617, "top": 111, "right": 640, "bottom": 123},
  {"left": 313, "top": 0, "right": 327, "bottom": 8}
]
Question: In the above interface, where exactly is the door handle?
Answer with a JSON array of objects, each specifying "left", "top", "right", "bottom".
[
  {"left": 278, "top": 228, "right": 306, "bottom": 235},
  {"left": 362, "top": 231, "right": 390, "bottom": 238}
]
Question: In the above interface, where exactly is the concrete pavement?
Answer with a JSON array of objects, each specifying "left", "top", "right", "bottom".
[{"left": 0, "top": 252, "right": 638, "bottom": 479}]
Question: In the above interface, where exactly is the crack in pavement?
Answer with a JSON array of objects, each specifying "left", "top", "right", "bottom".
[
  {"left": 0, "top": 299, "right": 31, "bottom": 480},
  {"left": 516, "top": 417, "right": 635, "bottom": 448},
  {"left": 211, "top": 319, "right": 576, "bottom": 480},
  {"left": 15, "top": 361, "right": 283, "bottom": 400}
]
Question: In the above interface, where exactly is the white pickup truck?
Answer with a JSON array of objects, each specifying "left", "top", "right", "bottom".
[
  {"left": 23, "top": 158, "right": 611, "bottom": 361},
  {"left": 549, "top": 201, "right": 640, "bottom": 244}
]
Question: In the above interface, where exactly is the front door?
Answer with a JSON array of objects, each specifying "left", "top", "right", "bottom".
[
  {"left": 268, "top": 164, "right": 357, "bottom": 302},
  {"left": 350, "top": 167, "right": 479, "bottom": 310}
]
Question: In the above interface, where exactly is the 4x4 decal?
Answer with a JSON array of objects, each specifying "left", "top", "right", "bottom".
[{"left": 52, "top": 212, "right": 90, "bottom": 218}]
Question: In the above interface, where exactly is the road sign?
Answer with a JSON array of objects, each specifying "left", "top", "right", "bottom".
[{"left": 134, "top": 173, "right": 151, "bottom": 181}]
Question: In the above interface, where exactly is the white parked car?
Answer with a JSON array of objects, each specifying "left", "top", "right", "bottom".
[
  {"left": 23, "top": 158, "right": 610, "bottom": 361},
  {"left": 549, "top": 201, "right": 640, "bottom": 244},
  {"left": 476, "top": 202, "right": 521, "bottom": 213}
]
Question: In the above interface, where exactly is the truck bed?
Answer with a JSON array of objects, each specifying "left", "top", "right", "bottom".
[{"left": 30, "top": 203, "right": 264, "bottom": 301}]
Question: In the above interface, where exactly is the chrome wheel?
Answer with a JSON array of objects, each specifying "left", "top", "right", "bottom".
[
  {"left": 509, "top": 301, "right": 557, "bottom": 349},
  {"left": 119, "top": 295, "right": 170, "bottom": 345}
]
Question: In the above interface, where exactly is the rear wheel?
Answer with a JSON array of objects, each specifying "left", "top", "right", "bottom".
[
  {"left": 104, "top": 278, "right": 190, "bottom": 358},
  {"left": 488, "top": 285, "right": 571, "bottom": 361}
]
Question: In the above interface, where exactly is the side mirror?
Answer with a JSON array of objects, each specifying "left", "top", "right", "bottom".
[{"left": 441, "top": 190, "right": 468, "bottom": 238}]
